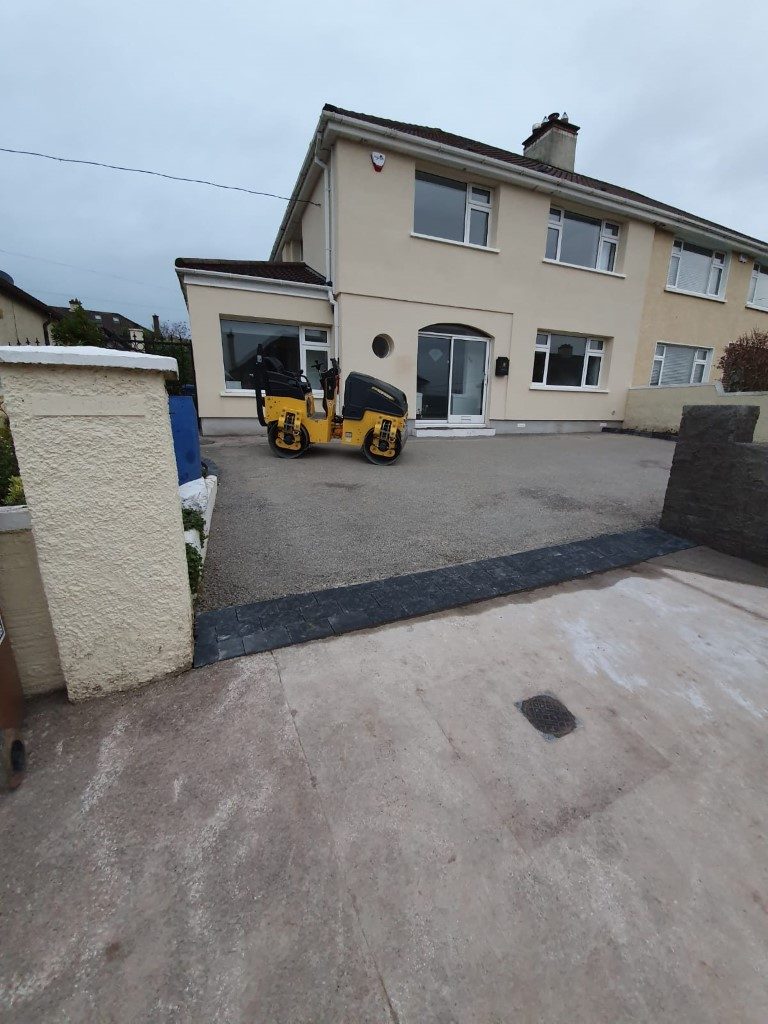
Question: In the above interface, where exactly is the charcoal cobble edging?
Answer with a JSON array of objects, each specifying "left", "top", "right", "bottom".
[{"left": 193, "top": 527, "right": 694, "bottom": 668}]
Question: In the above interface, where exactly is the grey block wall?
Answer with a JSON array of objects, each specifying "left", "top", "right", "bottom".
[{"left": 660, "top": 405, "right": 768, "bottom": 565}]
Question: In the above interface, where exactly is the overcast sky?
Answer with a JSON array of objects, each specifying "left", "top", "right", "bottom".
[{"left": 4, "top": 1, "right": 766, "bottom": 327}]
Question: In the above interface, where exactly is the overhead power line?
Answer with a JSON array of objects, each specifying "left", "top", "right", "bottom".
[
  {"left": 0, "top": 246, "right": 179, "bottom": 293},
  {"left": 0, "top": 146, "right": 317, "bottom": 205}
]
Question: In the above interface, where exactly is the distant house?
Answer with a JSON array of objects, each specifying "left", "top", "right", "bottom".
[
  {"left": 50, "top": 300, "right": 148, "bottom": 348},
  {"left": 0, "top": 272, "right": 56, "bottom": 345}
]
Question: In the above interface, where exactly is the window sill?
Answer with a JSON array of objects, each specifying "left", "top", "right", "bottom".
[
  {"left": 649, "top": 381, "right": 712, "bottom": 389},
  {"left": 745, "top": 302, "right": 768, "bottom": 314},
  {"left": 664, "top": 286, "right": 725, "bottom": 303},
  {"left": 410, "top": 232, "right": 500, "bottom": 253},
  {"left": 529, "top": 384, "right": 608, "bottom": 393},
  {"left": 541, "top": 259, "right": 625, "bottom": 279},
  {"left": 221, "top": 389, "right": 256, "bottom": 397}
]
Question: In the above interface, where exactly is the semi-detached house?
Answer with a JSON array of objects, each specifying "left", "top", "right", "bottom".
[{"left": 177, "top": 105, "right": 768, "bottom": 437}]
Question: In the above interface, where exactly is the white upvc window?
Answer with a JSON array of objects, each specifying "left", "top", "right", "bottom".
[
  {"left": 747, "top": 262, "right": 768, "bottom": 309},
  {"left": 414, "top": 171, "right": 493, "bottom": 247},
  {"left": 667, "top": 240, "right": 727, "bottom": 298},
  {"left": 650, "top": 342, "right": 712, "bottom": 386},
  {"left": 465, "top": 185, "right": 492, "bottom": 247},
  {"left": 299, "top": 327, "right": 331, "bottom": 396},
  {"left": 221, "top": 319, "right": 330, "bottom": 395},
  {"left": 532, "top": 332, "right": 606, "bottom": 390},
  {"left": 546, "top": 207, "right": 620, "bottom": 272}
]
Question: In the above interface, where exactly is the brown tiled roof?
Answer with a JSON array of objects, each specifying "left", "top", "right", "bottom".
[
  {"left": 175, "top": 258, "right": 327, "bottom": 285},
  {"left": 323, "top": 104, "right": 768, "bottom": 249}
]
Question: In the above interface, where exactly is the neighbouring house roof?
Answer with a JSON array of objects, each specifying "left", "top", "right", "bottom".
[
  {"left": 175, "top": 258, "right": 327, "bottom": 285},
  {"left": 50, "top": 306, "right": 147, "bottom": 334},
  {"left": 272, "top": 103, "right": 768, "bottom": 260},
  {"left": 0, "top": 276, "right": 56, "bottom": 319}
]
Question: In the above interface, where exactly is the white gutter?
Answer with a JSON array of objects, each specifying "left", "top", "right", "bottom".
[
  {"left": 269, "top": 114, "right": 328, "bottom": 261},
  {"left": 273, "top": 109, "right": 768, "bottom": 262},
  {"left": 178, "top": 267, "right": 331, "bottom": 301}
]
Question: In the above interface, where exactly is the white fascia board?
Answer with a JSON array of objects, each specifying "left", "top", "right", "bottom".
[
  {"left": 270, "top": 119, "right": 328, "bottom": 260},
  {"left": 0, "top": 345, "right": 178, "bottom": 375},
  {"left": 273, "top": 109, "right": 768, "bottom": 262},
  {"left": 181, "top": 268, "right": 331, "bottom": 301}
]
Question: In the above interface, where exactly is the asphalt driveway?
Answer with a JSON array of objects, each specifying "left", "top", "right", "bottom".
[{"left": 198, "top": 431, "right": 674, "bottom": 611}]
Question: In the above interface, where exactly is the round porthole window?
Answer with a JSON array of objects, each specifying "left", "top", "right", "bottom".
[{"left": 372, "top": 334, "right": 393, "bottom": 359}]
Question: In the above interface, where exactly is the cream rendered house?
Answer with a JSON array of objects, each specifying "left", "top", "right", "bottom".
[
  {"left": 0, "top": 274, "right": 55, "bottom": 347},
  {"left": 177, "top": 105, "right": 768, "bottom": 437}
]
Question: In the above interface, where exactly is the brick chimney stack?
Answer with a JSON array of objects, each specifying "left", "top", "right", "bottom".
[
  {"left": 152, "top": 314, "right": 161, "bottom": 337},
  {"left": 522, "top": 112, "right": 580, "bottom": 172}
]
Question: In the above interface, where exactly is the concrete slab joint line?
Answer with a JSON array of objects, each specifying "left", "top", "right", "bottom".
[{"left": 193, "top": 527, "right": 695, "bottom": 668}]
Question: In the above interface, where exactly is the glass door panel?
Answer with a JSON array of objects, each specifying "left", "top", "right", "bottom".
[
  {"left": 416, "top": 335, "right": 451, "bottom": 420},
  {"left": 449, "top": 337, "right": 487, "bottom": 423},
  {"left": 302, "top": 347, "right": 328, "bottom": 395}
]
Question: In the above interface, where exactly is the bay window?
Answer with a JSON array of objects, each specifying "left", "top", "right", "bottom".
[
  {"left": 532, "top": 333, "right": 606, "bottom": 389},
  {"left": 414, "top": 171, "right": 492, "bottom": 246},
  {"left": 667, "top": 240, "right": 727, "bottom": 298},
  {"left": 221, "top": 319, "right": 329, "bottom": 394},
  {"left": 747, "top": 262, "right": 768, "bottom": 310},
  {"left": 545, "top": 207, "right": 620, "bottom": 271}
]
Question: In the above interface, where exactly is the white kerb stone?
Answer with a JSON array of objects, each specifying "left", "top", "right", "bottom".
[{"left": 179, "top": 476, "right": 209, "bottom": 513}]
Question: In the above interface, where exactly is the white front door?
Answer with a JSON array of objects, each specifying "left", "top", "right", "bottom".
[{"left": 416, "top": 332, "right": 489, "bottom": 425}]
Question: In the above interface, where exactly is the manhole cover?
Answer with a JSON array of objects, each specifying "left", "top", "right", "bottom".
[{"left": 518, "top": 694, "right": 576, "bottom": 738}]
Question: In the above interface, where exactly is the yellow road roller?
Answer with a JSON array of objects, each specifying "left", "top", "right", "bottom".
[{"left": 252, "top": 350, "right": 408, "bottom": 464}]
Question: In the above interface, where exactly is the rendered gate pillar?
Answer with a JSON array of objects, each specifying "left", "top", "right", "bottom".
[{"left": 0, "top": 346, "right": 193, "bottom": 700}]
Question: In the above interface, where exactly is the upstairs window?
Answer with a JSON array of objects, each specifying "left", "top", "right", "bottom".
[
  {"left": 414, "top": 171, "right": 492, "bottom": 246},
  {"left": 667, "top": 240, "right": 726, "bottom": 298},
  {"left": 748, "top": 262, "right": 768, "bottom": 309},
  {"left": 650, "top": 343, "right": 712, "bottom": 386},
  {"left": 546, "top": 207, "right": 620, "bottom": 272},
  {"left": 532, "top": 332, "right": 606, "bottom": 389}
]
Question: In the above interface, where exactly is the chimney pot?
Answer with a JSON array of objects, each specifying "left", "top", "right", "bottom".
[{"left": 522, "top": 111, "right": 580, "bottom": 172}]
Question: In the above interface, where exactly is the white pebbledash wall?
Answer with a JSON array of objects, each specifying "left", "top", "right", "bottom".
[{"left": 0, "top": 346, "right": 193, "bottom": 700}]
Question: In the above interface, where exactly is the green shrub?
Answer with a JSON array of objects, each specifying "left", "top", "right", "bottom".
[
  {"left": 186, "top": 542, "right": 203, "bottom": 593},
  {"left": 182, "top": 506, "right": 206, "bottom": 540},
  {"left": 3, "top": 476, "right": 25, "bottom": 506},
  {"left": 0, "top": 426, "right": 21, "bottom": 505}
]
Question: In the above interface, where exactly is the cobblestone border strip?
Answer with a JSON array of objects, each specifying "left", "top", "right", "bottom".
[{"left": 193, "top": 527, "right": 694, "bottom": 668}]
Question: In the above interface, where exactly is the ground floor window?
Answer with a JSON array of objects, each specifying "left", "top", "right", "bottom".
[
  {"left": 221, "top": 319, "right": 329, "bottom": 393},
  {"left": 532, "top": 333, "right": 605, "bottom": 389},
  {"left": 416, "top": 325, "right": 489, "bottom": 422},
  {"left": 650, "top": 343, "right": 711, "bottom": 386}
]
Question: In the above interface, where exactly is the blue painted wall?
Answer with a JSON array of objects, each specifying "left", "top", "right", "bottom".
[{"left": 168, "top": 395, "right": 201, "bottom": 485}]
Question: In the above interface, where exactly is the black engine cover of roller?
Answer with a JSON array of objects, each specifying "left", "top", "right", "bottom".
[{"left": 342, "top": 372, "right": 408, "bottom": 421}]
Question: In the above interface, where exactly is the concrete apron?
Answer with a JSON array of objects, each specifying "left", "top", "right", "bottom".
[{"left": 2, "top": 546, "right": 767, "bottom": 1023}]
